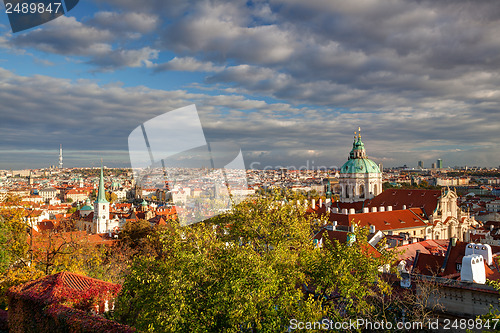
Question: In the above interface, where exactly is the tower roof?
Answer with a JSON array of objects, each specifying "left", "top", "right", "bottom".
[
  {"left": 340, "top": 128, "right": 380, "bottom": 174},
  {"left": 340, "top": 158, "right": 380, "bottom": 174},
  {"left": 96, "top": 165, "right": 108, "bottom": 204},
  {"left": 81, "top": 198, "right": 93, "bottom": 211}
]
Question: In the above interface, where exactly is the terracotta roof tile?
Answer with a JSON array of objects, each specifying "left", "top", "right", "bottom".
[
  {"left": 328, "top": 209, "right": 427, "bottom": 231},
  {"left": 412, "top": 252, "right": 445, "bottom": 276},
  {"left": 10, "top": 271, "right": 121, "bottom": 306},
  {"left": 365, "top": 189, "right": 441, "bottom": 217}
]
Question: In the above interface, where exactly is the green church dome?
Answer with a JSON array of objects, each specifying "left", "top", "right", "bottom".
[
  {"left": 340, "top": 158, "right": 380, "bottom": 174},
  {"left": 80, "top": 204, "right": 94, "bottom": 211},
  {"left": 80, "top": 198, "right": 94, "bottom": 211}
]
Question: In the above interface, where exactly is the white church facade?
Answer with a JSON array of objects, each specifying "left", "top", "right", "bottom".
[{"left": 77, "top": 165, "right": 120, "bottom": 234}]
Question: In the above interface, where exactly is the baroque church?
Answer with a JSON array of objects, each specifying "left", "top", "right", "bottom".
[
  {"left": 315, "top": 129, "right": 478, "bottom": 242},
  {"left": 338, "top": 129, "right": 382, "bottom": 202}
]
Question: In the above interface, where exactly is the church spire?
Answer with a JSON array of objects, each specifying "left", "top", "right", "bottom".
[
  {"left": 349, "top": 127, "right": 366, "bottom": 159},
  {"left": 96, "top": 163, "right": 108, "bottom": 204}
]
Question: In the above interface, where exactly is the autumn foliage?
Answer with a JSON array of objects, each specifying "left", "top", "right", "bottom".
[{"left": 7, "top": 272, "right": 134, "bottom": 333}]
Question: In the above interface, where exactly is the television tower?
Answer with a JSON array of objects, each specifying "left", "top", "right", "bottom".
[{"left": 59, "top": 144, "right": 63, "bottom": 169}]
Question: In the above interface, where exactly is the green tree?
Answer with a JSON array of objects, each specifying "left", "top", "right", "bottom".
[
  {"left": 113, "top": 191, "right": 395, "bottom": 332},
  {"left": 66, "top": 206, "right": 78, "bottom": 214},
  {"left": 0, "top": 195, "right": 45, "bottom": 309},
  {"left": 0, "top": 222, "right": 10, "bottom": 274},
  {"left": 304, "top": 225, "right": 394, "bottom": 319},
  {"left": 0, "top": 196, "right": 30, "bottom": 271},
  {"left": 119, "top": 219, "right": 152, "bottom": 249},
  {"left": 418, "top": 180, "right": 429, "bottom": 188},
  {"left": 106, "top": 192, "right": 118, "bottom": 203}
]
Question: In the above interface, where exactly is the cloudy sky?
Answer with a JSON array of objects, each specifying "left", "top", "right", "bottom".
[{"left": 0, "top": 0, "right": 499, "bottom": 170}]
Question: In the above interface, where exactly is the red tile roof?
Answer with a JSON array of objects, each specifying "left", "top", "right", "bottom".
[
  {"left": 411, "top": 240, "right": 500, "bottom": 282},
  {"left": 313, "top": 228, "right": 381, "bottom": 257},
  {"left": 9, "top": 271, "right": 121, "bottom": 305},
  {"left": 412, "top": 253, "right": 446, "bottom": 276},
  {"left": 328, "top": 208, "right": 427, "bottom": 232},
  {"left": 313, "top": 228, "right": 348, "bottom": 243},
  {"left": 391, "top": 239, "right": 448, "bottom": 261},
  {"left": 365, "top": 189, "right": 441, "bottom": 217}
]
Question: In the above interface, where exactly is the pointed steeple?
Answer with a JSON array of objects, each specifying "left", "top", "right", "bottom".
[
  {"left": 96, "top": 164, "right": 108, "bottom": 204},
  {"left": 348, "top": 127, "right": 366, "bottom": 159}
]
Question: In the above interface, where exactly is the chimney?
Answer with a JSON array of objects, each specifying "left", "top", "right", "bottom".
[
  {"left": 363, "top": 207, "right": 369, "bottom": 213},
  {"left": 349, "top": 208, "right": 355, "bottom": 214},
  {"left": 327, "top": 207, "right": 331, "bottom": 213},
  {"left": 387, "top": 206, "right": 393, "bottom": 211},
  {"left": 461, "top": 254, "right": 486, "bottom": 284},
  {"left": 332, "top": 221, "right": 337, "bottom": 230},
  {"left": 312, "top": 199, "right": 315, "bottom": 209},
  {"left": 402, "top": 205, "right": 407, "bottom": 210},
  {"left": 371, "top": 207, "right": 377, "bottom": 212},
  {"left": 319, "top": 199, "right": 323, "bottom": 208},
  {"left": 369, "top": 225, "right": 376, "bottom": 234},
  {"left": 465, "top": 243, "right": 492, "bottom": 265},
  {"left": 331, "top": 207, "right": 338, "bottom": 213},
  {"left": 342, "top": 208, "right": 348, "bottom": 214},
  {"left": 379, "top": 206, "right": 385, "bottom": 212}
]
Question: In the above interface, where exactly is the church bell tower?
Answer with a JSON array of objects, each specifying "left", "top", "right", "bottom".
[{"left": 93, "top": 164, "right": 109, "bottom": 233}]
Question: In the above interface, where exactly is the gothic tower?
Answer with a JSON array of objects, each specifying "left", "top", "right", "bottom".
[{"left": 93, "top": 164, "right": 109, "bottom": 233}]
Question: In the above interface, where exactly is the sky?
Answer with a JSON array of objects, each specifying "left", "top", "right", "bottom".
[{"left": 0, "top": 0, "right": 499, "bottom": 170}]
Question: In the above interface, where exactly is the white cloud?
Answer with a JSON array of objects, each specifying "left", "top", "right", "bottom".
[
  {"left": 12, "top": 16, "right": 114, "bottom": 56},
  {"left": 90, "top": 47, "right": 159, "bottom": 70},
  {"left": 155, "top": 57, "right": 224, "bottom": 72},
  {"left": 89, "top": 11, "right": 159, "bottom": 35}
]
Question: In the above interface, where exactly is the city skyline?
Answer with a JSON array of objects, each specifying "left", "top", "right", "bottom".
[{"left": 1, "top": 1, "right": 500, "bottom": 169}]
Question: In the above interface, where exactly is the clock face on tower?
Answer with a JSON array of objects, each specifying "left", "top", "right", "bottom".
[{"left": 102, "top": 215, "right": 106, "bottom": 219}]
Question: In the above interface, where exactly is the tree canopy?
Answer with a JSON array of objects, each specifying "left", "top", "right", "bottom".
[{"left": 113, "top": 191, "right": 395, "bottom": 332}]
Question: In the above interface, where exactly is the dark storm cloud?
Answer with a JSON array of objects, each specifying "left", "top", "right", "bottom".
[
  {"left": 10, "top": 15, "right": 159, "bottom": 70},
  {"left": 150, "top": 0, "right": 500, "bottom": 115},
  {"left": 2, "top": 0, "right": 500, "bottom": 167},
  {"left": 0, "top": 65, "right": 498, "bottom": 169}
]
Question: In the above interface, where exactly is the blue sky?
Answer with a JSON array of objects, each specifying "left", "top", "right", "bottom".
[{"left": 0, "top": 0, "right": 499, "bottom": 170}]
